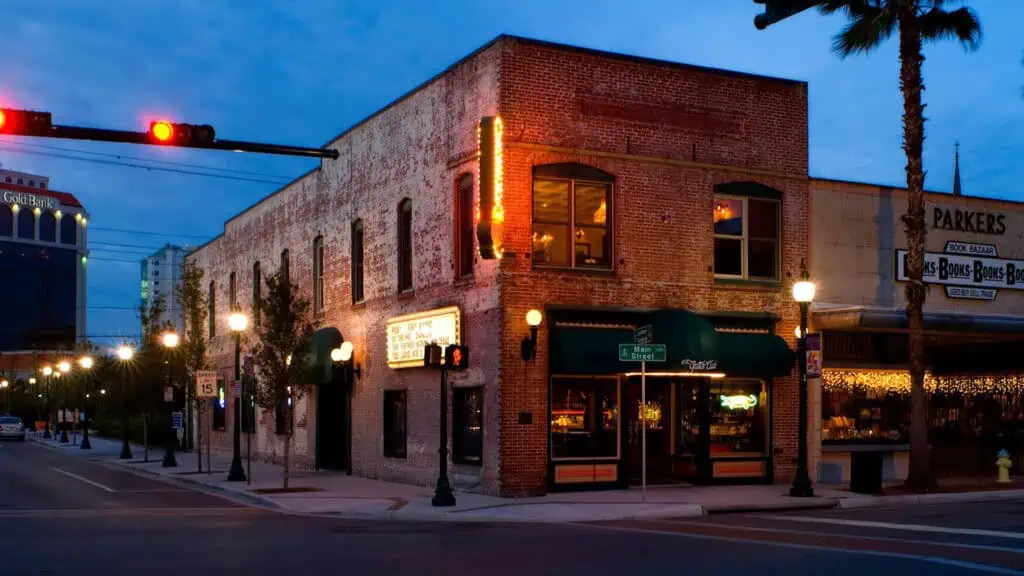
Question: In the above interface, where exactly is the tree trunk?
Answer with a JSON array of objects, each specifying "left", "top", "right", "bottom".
[
  {"left": 196, "top": 402, "right": 203, "bottom": 472},
  {"left": 283, "top": 433, "right": 291, "bottom": 490},
  {"left": 898, "top": 10, "right": 933, "bottom": 491}
]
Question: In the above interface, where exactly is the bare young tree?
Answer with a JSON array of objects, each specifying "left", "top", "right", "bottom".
[
  {"left": 251, "top": 269, "right": 317, "bottom": 489},
  {"left": 175, "top": 259, "right": 210, "bottom": 472}
]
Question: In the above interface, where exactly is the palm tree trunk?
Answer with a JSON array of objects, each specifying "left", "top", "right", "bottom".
[{"left": 898, "top": 9, "right": 932, "bottom": 491}]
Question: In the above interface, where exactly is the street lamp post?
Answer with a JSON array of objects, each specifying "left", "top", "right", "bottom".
[
  {"left": 58, "top": 361, "right": 71, "bottom": 443},
  {"left": 41, "top": 366, "right": 52, "bottom": 438},
  {"left": 162, "top": 332, "right": 179, "bottom": 468},
  {"left": 117, "top": 346, "right": 134, "bottom": 460},
  {"left": 78, "top": 356, "right": 93, "bottom": 450},
  {"left": 227, "top": 313, "right": 248, "bottom": 482},
  {"left": 790, "top": 267, "right": 816, "bottom": 498},
  {"left": 0, "top": 379, "right": 8, "bottom": 414}
]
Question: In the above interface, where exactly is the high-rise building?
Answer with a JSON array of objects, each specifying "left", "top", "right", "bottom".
[
  {"left": 0, "top": 169, "right": 88, "bottom": 352},
  {"left": 140, "top": 244, "right": 187, "bottom": 333}
]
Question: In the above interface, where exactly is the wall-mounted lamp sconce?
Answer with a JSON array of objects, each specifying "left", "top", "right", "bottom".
[
  {"left": 331, "top": 341, "right": 362, "bottom": 379},
  {"left": 521, "top": 309, "right": 543, "bottom": 362}
]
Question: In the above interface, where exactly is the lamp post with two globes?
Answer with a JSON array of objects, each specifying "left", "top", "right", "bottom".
[
  {"left": 789, "top": 266, "right": 816, "bottom": 498},
  {"left": 117, "top": 346, "right": 134, "bottom": 460},
  {"left": 57, "top": 361, "right": 71, "bottom": 443},
  {"left": 74, "top": 356, "right": 94, "bottom": 446},
  {"left": 41, "top": 366, "right": 53, "bottom": 438},
  {"left": 162, "top": 332, "right": 180, "bottom": 468}
]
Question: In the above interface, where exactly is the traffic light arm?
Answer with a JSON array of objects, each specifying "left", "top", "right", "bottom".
[
  {"left": 0, "top": 109, "right": 338, "bottom": 159},
  {"left": 753, "top": 0, "right": 819, "bottom": 29}
]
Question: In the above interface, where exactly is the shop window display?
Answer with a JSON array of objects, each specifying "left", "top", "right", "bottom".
[
  {"left": 708, "top": 380, "right": 767, "bottom": 457},
  {"left": 550, "top": 378, "right": 618, "bottom": 459}
]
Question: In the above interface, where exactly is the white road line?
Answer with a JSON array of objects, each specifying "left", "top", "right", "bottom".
[
  {"left": 578, "top": 522, "right": 1024, "bottom": 576},
  {"left": 760, "top": 515, "right": 1024, "bottom": 541},
  {"left": 52, "top": 467, "right": 116, "bottom": 493}
]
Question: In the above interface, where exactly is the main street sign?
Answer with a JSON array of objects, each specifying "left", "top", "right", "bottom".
[{"left": 618, "top": 344, "right": 666, "bottom": 363}]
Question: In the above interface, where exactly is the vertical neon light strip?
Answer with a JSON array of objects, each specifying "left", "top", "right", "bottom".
[{"left": 476, "top": 116, "right": 504, "bottom": 259}]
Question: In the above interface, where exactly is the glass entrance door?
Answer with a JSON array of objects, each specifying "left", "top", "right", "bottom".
[{"left": 625, "top": 377, "right": 672, "bottom": 484}]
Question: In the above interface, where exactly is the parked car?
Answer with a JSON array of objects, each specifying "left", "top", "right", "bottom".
[{"left": 0, "top": 416, "right": 26, "bottom": 441}]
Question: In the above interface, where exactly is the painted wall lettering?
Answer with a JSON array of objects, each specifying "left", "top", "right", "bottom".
[{"left": 932, "top": 207, "right": 1006, "bottom": 236}]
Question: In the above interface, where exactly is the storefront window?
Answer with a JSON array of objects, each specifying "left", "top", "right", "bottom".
[
  {"left": 550, "top": 378, "right": 618, "bottom": 459},
  {"left": 822, "top": 386, "right": 909, "bottom": 443},
  {"left": 676, "top": 379, "right": 699, "bottom": 456},
  {"left": 708, "top": 380, "right": 767, "bottom": 456},
  {"left": 453, "top": 387, "right": 483, "bottom": 464}
]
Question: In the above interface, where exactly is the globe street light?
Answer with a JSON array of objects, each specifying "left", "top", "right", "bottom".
[
  {"left": 227, "top": 312, "right": 248, "bottom": 482},
  {"left": 790, "top": 266, "right": 816, "bottom": 498},
  {"left": 56, "top": 363, "right": 71, "bottom": 444},
  {"left": 116, "top": 346, "right": 134, "bottom": 459},
  {"left": 161, "top": 332, "right": 179, "bottom": 468},
  {"left": 0, "top": 379, "right": 8, "bottom": 414},
  {"left": 77, "top": 356, "right": 94, "bottom": 449},
  {"left": 41, "top": 367, "right": 53, "bottom": 438}
]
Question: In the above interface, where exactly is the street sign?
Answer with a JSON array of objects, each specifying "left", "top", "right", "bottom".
[
  {"left": 634, "top": 325, "right": 652, "bottom": 345},
  {"left": 172, "top": 411, "right": 184, "bottom": 430},
  {"left": 196, "top": 370, "right": 217, "bottom": 398},
  {"left": 618, "top": 344, "right": 666, "bottom": 362}
]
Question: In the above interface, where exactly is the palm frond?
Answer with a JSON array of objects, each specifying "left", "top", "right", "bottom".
[
  {"left": 831, "top": 3, "right": 896, "bottom": 57},
  {"left": 918, "top": 6, "right": 982, "bottom": 50}
]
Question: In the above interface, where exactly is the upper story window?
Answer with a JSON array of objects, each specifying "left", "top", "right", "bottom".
[
  {"left": 456, "top": 174, "right": 474, "bottom": 277},
  {"left": 313, "top": 236, "right": 325, "bottom": 314},
  {"left": 397, "top": 198, "right": 413, "bottom": 292},
  {"left": 531, "top": 163, "right": 613, "bottom": 270},
  {"left": 208, "top": 280, "right": 216, "bottom": 337},
  {"left": 252, "top": 261, "right": 261, "bottom": 326},
  {"left": 39, "top": 211, "right": 56, "bottom": 243},
  {"left": 712, "top": 182, "right": 782, "bottom": 281},
  {"left": 351, "top": 220, "right": 364, "bottom": 303},
  {"left": 229, "top": 271, "right": 237, "bottom": 310},
  {"left": 280, "top": 249, "right": 290, "bottom": 285},
  {"left": 17, "top": 209, "right": 33, "bottom": 240},
  {"left": 59, "top": 214, "right": 76, "bottom": 245}
]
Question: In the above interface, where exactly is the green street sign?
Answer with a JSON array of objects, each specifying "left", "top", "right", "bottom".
[{"left": 618, "top": 344, "right": 666, "bottom": 362}]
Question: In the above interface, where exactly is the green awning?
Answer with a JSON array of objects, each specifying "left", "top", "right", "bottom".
[
  {"left": 309, "top": 327, "right": 343, "bottom": 385},
  {"left": 549, "top": 326, "right": 635, "bottom": 375},
  {"left": 651, "top": 309, "right": 719, "bottom": 369},
  {"left": 716, "top": 332, "right": 795, "bottom": 379}
]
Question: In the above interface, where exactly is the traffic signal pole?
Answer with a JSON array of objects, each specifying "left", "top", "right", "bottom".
[
  {"left": 753, "top": 0, "right": 818, "bottom": 29},
  {"left": 0, "top": 108, "right": 339, "bottom": 159}
]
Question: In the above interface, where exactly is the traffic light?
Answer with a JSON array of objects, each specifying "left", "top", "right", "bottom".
[
  {"left": 753, "top": 0, "right": 818, "bottom": 29},
  {"left": 0, "top": 108, "right": 53, "bottom": 136},
  {"left": 445, "top": 345, "right": 469, "bottom": 371},
  {"left": 147, "top": 121, "right": 216, "bottom": 146}
]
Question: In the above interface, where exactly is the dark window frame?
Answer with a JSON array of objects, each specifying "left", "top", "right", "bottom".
[
  {"left": 455, "top": 174, "right": 475, "bottom": 277},
  {"left": 38, "top": 211, "right": 57, "bottom": 243},
  {"left": 0, "top": 205, "right": 11, "bottom": 237},
  {"left": 17, "top": 209, "right": 34, "bottom": 239},
  {"left": 208, "top": 280, "right": 216, "bottom": 337},
  {"left": 397, "top": 199, "right": 413, "bottom": 292},
  {"left": 383, "top": 389, "right": 408, "bottom": 458},
  {"left": 59, "top": 215, "right": 76, "bottom": 246},
  {"left": 228, "top": 271, "right": 237, "bottom": 310},
  {"left": 252, "top": 261, "right": 261, "bottom": 327},
  {"left": 531, "top": 163, "right": 614, "bottom": 271},
  {"left": 351, "top": 219, "right": 365, "bottom": 303},
  {"left": 313, "top": 236, "right": 325, "bottom": 314},
  {"left": 453, "top": 386, "right": 483, "bottom": 465},
  {"left": 280, "top": 249, "right": 290, "bottom": 286}
]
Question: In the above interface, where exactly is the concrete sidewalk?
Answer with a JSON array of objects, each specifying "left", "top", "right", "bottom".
[{"left": 28, "top": 432, "right": 1024, "bottom": 522}]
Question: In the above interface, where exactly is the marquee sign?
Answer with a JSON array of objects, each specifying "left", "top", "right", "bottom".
[
  {"left": 386, "top": 306, "right": 461, "bottom": 369},
  {"left": 1, "top": 189, "right": 57, "bottom": 210},
  {"left": 896, "top": 241, "right": 1024, "bottom": 301}
]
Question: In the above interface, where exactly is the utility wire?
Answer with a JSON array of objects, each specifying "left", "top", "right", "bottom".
[
  {"left": 0, "top": 145, "right": 291, "bottom": 185},
  {"left": 90, "top": 241, "right": 167, "bottom": 250},
  {"left": 89, "top": 226, "right": 211, "bottom": 240},
  {"left": 90, "top": 247, "right": 152, "bottom": 255},
  {"left": 1, "top": 139, "right": 294, "bottom": 181}
]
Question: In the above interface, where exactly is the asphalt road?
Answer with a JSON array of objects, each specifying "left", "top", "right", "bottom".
[{"left": 3, "top": 440, "right": 1024, "bottom": 575}]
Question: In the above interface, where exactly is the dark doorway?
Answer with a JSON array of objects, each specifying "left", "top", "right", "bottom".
[
  {"left": 317, "top": 368, "right": 350, "bottom": 472},
  {"left": 624, "top": 377, "right": 674, "bottom": 484}
]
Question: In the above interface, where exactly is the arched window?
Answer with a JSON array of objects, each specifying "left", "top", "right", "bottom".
[
  {"left": 208, "top": 280, "right": 216, "bottom": 337},
  {"left": 531, "top": 163, "right": 613, "bottom": 270},
  {"left": 252, "top": 261, "right": 261, "bottom": 326},
  {"left": 28, "top": 180, "right": 34, "bottom": 187},
  {"left": 60, "top": 215, "right": 77, "bottom": 245},
  {"left": 397, "top": 198, "right": 413, "bottom": 292},
  {"left": 17, "top": 209, "right": 34, "bottom": 239},
  {"left": 312, "top": 236, "right": 324, "bottom": 313},
  {"left": 0, "top": 206, "right": 12, "bottom": 237},
  {"left": 455, "top": 174, "right": 474, "bottom": 277},
  {"left": 280, "top": 249, "right": 290, "bottom": 285},
  {"left": 351, "top": 220, "right": 364, "bottom": 303},
  {"left": 39, "top": 211, "right": 57, "bottom": 242}
]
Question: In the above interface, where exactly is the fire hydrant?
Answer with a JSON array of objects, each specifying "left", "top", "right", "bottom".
[{"left": 996, "top": 449, "right": 1012, "bottom": 484}]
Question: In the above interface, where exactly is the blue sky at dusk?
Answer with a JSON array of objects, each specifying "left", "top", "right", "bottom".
[{"left": 1, "top": 1, "right": 1022, "bottom": 346}]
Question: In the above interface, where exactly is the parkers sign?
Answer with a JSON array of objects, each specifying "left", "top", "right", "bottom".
[{"left": 896, "top": 241, "right": 1024, "bottom": 301}]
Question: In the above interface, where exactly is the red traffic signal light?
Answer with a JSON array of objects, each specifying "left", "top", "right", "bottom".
[
  {"left": 0, "top": 108, "right": 52, "bottom": 136},
  {"left": 147, "top": 121, "right": 216, "bottom": 146},
  {"left": 444, "top": 345, "right": 469, "bottom": 371}
]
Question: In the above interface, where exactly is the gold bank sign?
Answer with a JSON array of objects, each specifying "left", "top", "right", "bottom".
[{"left": 1, "top": 190, "right": 57, "bottom": 210}]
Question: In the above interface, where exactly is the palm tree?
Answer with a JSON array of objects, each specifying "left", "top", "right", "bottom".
[{"left": 816, "top": 0, "right": 981, "bottom": 489}]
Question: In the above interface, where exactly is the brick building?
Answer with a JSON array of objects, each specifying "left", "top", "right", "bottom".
[{"left": 189, "top": 36, "right": 809, "bottom": 496}]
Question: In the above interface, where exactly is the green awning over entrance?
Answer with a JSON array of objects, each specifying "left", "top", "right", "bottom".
[
  {"left": 309, "top": 327, "right": 343, "bottom": 385},
  {"left": 548, "top": 309, "right": 795, "bottom": 379}
]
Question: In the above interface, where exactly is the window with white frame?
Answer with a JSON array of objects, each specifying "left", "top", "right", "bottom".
[{"left": 712, "top": 194, "right": 780, "bottom": 281}]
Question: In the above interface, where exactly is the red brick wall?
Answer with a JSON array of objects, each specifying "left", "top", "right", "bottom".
[{"left": 495, "top": 39, "right": 809, "bottom": 495}]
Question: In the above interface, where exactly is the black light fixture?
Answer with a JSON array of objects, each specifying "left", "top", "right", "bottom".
[
  {"left": 331, "top": 342, "right": 362, "bottom": 380},
  {"left": 790, "top": 262, "right": 816, "bottom": 498},
  {"left": 521, "top": 309, "right": 543, "bottom": 362}
]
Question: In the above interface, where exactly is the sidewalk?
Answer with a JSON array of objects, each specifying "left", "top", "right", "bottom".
[{"left": 28, "top": 432, "right": 1024, "bottom": 522}]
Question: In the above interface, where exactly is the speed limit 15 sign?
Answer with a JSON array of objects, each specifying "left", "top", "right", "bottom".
[{"left": 196, "top": 370, "right": 218, "bottom": 398}]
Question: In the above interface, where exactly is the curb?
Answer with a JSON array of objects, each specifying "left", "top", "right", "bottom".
[
  {"left": 108, "top": 460, "right": 285, "bottom": 511},
  {"left": 703, "top": 499, "right": 840, "bottom": 515},
  {"left": 837, "top": 488, "right": 1024, "bottom": 509}
]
